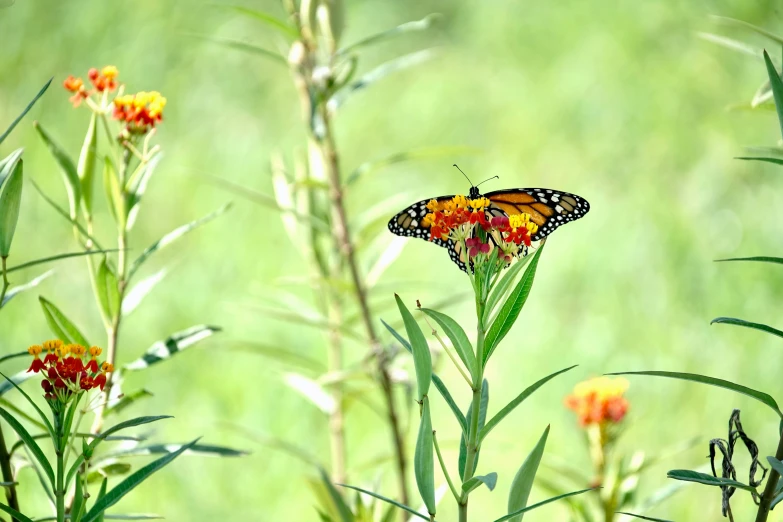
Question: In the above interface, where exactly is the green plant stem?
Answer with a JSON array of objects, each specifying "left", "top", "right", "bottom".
[
  {"left": 433, "top": 430, "right": 459, "bottom": 502},
  {"left": 754, "top": 430, "right": 783, "bottom": 522},
  {"left": 0, "top": 421, "right": 20, "bottom": 522},
  {"left": 326, "top": 289, "right": 347, "bottom": 484},
  {"left": 0, "top": 256, "right": 9, "bottom": 307},
  {"left": 459, "top": 302, "right": 487, "bottom": 522},
  {"left": 55, "top": 411, "right": 65, "bottom": 522}
]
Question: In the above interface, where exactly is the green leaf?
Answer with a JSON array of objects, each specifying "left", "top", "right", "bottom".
[
  {"left": 96, "top": 257, "right": 121, "bottom": 321},
  {"left": 616, "top": 513, "right": 673, "bottom": 522},
  {"left": 763, "top": 49, "right": 783, "bottom": 140},
  {"left": 66, "top": 416, "right": 174, "bottom": 487},
  {"left": 420, "top": 308, "right": 477, "bottom": 380},
  {"left": 697, "top": 32, "right": 762, "bottom": 58},
  {"left": 415, "top": 398, "right": 436, "bottom": 515},
  {"left": 78, "top": 112, "right": 98, "bottom": 216},
  {"left": 716, "top": 256, "right": 783, "bottom": 264},
  {"left": 462, "top": 472, "right": 497, "bottom": 494},
  {"left": 608, "top": 371, "right": 782, "bottom": 417},
  {"left": 340, "top": 14, "right": 441, "bottom": 55},
  {"left": 103, "top": 156, "right": 126, "bottom": 227},
  {"left": 395, "top": 295, "right": 431, "bottom": 401},
  {"left": 0, "top": 154, "right": 23, "bottom": 257},
  {"left": 711, "top": 317, "right": 783, "bottom": 340},
  {"left": 1, "top": 270, "right": 52, "bottom": 308},
  {"left": 480, "top": 366, "right": 576, "bottom": 442},
  {"left": 0, "top": 406, "right": 54, "bottom": 486},
  {"left": 485, "top": 254, "right": 534, "bottom": 323},
  {"left": 104, "top": 389, "right": 153, "bottom": 417},
  {"left": 666, "top": 469, "right": 756, "bottom": 492},
  {"left": 431, "top": 374, "right": 467, "bottom": 434},
  {"left": 121, "top": 268, "right": 167, "bottom": 316},
  {"left": 0, "top": 77, "right": 52, "bottom": 145},
  {"left": 81, "top": 439, "right": 199, "bottom": 522},
  {"left": 5, "top": 250, "right": 113, "bottom": 274},
  {"left": 128, "top": 203, "right": 232, "bottom": 279},
  {"left": 495, "top": 488, "right": 594, "bottom": 522},
  {"left": 330, "top": 49, "right": 436, "bottom": 110},
  {"left": 96, "top": 443, "right": 246, "bottom": 462},
  {"left": 319, "top": 468, "right": 353, "bottom": 522},
  {"left": 72, "top": 469, "right": 86, "bottom": 522},
  {"left": 338, "top": 484, "right": 430, "bottom": 521},
  {"left": 126, "top": 153, "right": 162, "bottom": 230},
  {"left": 33, "top": 121, "right": 80, "bottom": 217},
  {"left": 225, "top": 5, "right": 298, "bottom": 38},
  {"left": 29, "top": 180, "right": 101, "bottom": 248},
  {"left": 712, "top": 17, "right": 783, "bottom": 46},
  {"left": 345, "top": 145, "right": 481, "bottom": 186},
  {"left": 0, "top": 149, "right": 22, "bottom": 193},
  {"left": 459, "top": 380, "right": 489, "bottom": 478},
  {"left": 39, "top": 296, "right": 90, "bottom": 346},
  {"left": 735, "top": 156, "right": 783, "bottom": 166},
  {"left": 767, "top": 456, "right": 783, "bottom": 477},
  {"left": 0, "top": 503, "right": 35, "bottom": 522},
  {"left": 193, "top": 34, "right": 287, "bottom": 65},
  {"left": 0, "top": 370, "right": 53, "bottom": 437},
  {"left": 484, "top": 246, "right": 544, "bottom": 363},
  {"left": 506, "top": 425, "right": 549, "bottom": 522},
  {"left": 124, "top": 325, "right": 221, "bottom": 371},
  {"left": 283, "top": 373, "right": 336, "bottom": 414}
]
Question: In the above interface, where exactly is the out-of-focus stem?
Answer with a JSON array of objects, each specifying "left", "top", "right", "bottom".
[
  {"left": 326, "top": 288, "right": 347, "bottom": 484},
  {"left": 754, "top": 430, "right": 783, "bottom": 522},
  {"left": 0, "top": 420, "right": 20, "bottom": 521}
]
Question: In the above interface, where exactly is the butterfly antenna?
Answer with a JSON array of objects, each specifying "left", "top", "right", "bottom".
[
  {"left": 476, "top": 175, "right": 500, "bottom": 188},
  {"left": 453, "top": 164, "right": 474, "bottom": 187}
]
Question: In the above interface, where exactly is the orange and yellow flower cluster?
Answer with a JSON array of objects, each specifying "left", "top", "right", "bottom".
[
  {"left": 422, "top": 195, "right": 539, "bottom": 261},
  {"left": 63, "top": 66, "right": 165, "bottom": 134},
  {"left": 27, "top": 340, "right": 114, "bottom": 403},
  {"left": 113, "top": 91, "right": 166, "bottom": 133},
  {"left": 564, "top": 376, "right": 629, "bottom": 427}
]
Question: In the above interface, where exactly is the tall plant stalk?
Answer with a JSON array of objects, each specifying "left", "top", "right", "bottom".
[{"left": 283, "top": 5, "right": 410, "bottom": 505}]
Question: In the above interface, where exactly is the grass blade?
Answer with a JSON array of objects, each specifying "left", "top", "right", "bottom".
[
  {"left": 608, "top": 371, "right": 782, "bottom": 417},
  {"left": 0, "top": 78, "right": 52, "bottom": 145},
  {"left": 711, "top": 317, "right": 783, "bottom": 339}
]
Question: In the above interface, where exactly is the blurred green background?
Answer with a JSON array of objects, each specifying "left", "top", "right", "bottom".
[{"left": 2, "top": 0, "right": 783, "bottom": 520}]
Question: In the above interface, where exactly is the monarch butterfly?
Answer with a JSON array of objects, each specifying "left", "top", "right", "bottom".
[{"left": 387, "top": 166, "right": 590, "bottom": 271}]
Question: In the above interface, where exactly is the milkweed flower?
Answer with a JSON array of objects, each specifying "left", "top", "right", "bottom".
[
  {"left": 26, "top": 339, "right": 113, "bottom": 411},
  {"left": 113, "top": 90, "right": 166, "bottom": 134},
  {"left": 564, "top": 376, "right": 629, "bottom": 427}
]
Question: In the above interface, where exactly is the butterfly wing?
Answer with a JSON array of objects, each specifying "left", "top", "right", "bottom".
[
  {"left": 485, "top": 188, "right": 589, "bottom": 241},
  {"left": 387, "top": 195, "right": 469, "bottom": 272}
]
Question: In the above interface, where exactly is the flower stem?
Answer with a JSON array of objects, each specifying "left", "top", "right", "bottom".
[
  {"left": 754, "top": 429, "right": 783, "bottom": 522},
  {"left": 459, "top": 303, "right": 487, "bottom": 522},
  {"left": 433, "top": 430, "right": 460, "bottom": 502},
  {"left": 55, "top": 411, "right": 65, "bottom": 522}
]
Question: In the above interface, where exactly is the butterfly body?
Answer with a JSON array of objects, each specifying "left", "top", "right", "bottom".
[{"left": 388, "top": 187, "right": 589, "bottom": 271}]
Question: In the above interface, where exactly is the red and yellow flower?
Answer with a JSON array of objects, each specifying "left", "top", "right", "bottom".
[
  {"left": 564, "top": 376, "right": 629, "bottom": 427},
  {"left": 113, "top": 90, "right": 166, "bottom": 133},
  {"left": 27, "top": 339, "right": 114, "bottom": 406}
]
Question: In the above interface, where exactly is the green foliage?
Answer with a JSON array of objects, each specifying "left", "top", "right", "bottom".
[{"left": 506, "top": 426, "right": 549, "bottom": 522}]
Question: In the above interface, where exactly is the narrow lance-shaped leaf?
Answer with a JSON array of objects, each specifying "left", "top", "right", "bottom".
[
  {"left": 125, "top": 325, "right": 221, "bottom": 370},
  {"left": 0, "top": 407, "right": 55, "bottom": 486},
  {"left": 96, "top": 257, "right": 121, "bottom": 321},
  {"left": 80, "top": 439, "right": 199, "bottom": 522},
  {"left": 104, "top": 156, "right": 126, "bottom": 227},
  {"left": 0, "top": 77, "right": 52, "bottom": 145},
  {"left": 126, "top": 153, "right": 161, "bottom": 230},
  {"left": 480, "top": 366, "right": 576, "bottom": 442},
  {"left": 0, "top": 503, "right": 35, "bottom": 522},
  {"left": 0, "top": 149, "right": 22, "bottom": 191},
  {"left": 494, "top": 488, "right": 594, "bottom": 522},
  {"left": 484, "top": 245, "right": 545, "bottom": 363},
  {"left": 6, "top": 250, "right": 114, "bottom": 274},
  {"left": 104, "top": 389, "right": 153, "bottom": 417},
  {"left": 128, "top": 203, "right": 232, "bottom": 279},
  {"left": 711, "top": 317, "right": 783, "bottom": 340},
  {"left": 339, "top": 13, "right": 441, "bottom": 55},
  {"left": 616, "top": 513, "right": 674, "bottom": 522},
  {"left": 459, "top": 380, "right": 489, "bottom": 478},
  {"left": 420, "top": 308, "right": 477, "bottom": 380},
  {"left": 1, "top": 270, "right": 52, "bottom": 308},
  {"left": 225, "top": 5, "right": 298, "bottom": 38},
  {"left": 193, "top": 34, "right": 287, "bottom": 65},
  {"left": 39, "top": 296, "right": 90, "bottom": 346},
  {"left": 283, "top": 373, "right": 336, "bottom": 415},
  {"left": 485, "top": 253, "right": 534, "bottom": 324},
  {"left": 395, "top": 295, "right": 431, "bottom": 401},
  {"left": 78, "top": 112, "right": 98, "bottom": 216},
  {"left": 666, "top": 469, "right": 756, "bottom": 492},
  {"left": 506, "top": 425, "right": 549, "bottom": 522},
  {"left": 415, "top": 398, "right": 436, "bottom": 515},
  {"left": 319, "top": 468, "right": 353, "bottom": 522},
  {"left": 33, "top": 121, "right": 80, "bottom": 217},
  {"left": 338, "top": 484, "right": 430, "bottom": 521},
  {"left": 608, "top": 371, "right": 783, "bottom": 418},
  {"left": 735, "top": 156, "right": 783, "bottom": 166},
  {"left": 0, "top": 155, "right": 23, "bottom": 257},
  {"left": 122, "top": 268, "right": 167, "bottom": 316},
  {"left": 29, "top": 180, "right": 101, "bottom": 248},
  {"left": 763, "top": 49, "right": 783, "bottom": 140},
  {"left": 716, "top": 256, "right": 783, "bottom": 265}
]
